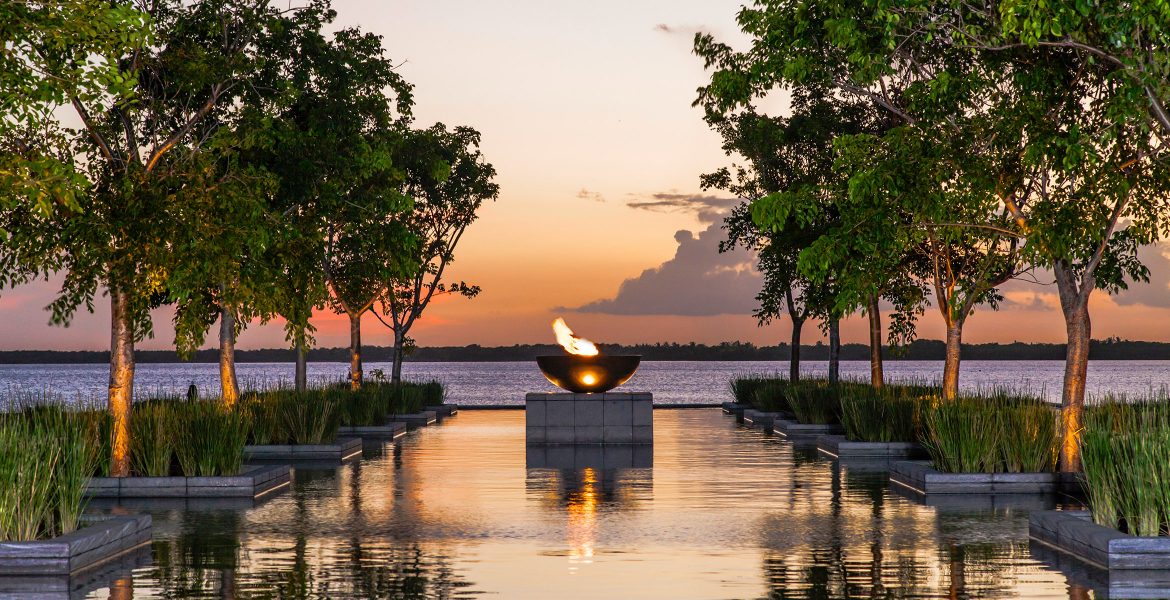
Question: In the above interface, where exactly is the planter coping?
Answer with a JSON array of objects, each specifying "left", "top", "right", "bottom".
[
  {"left": 1031, "top": 510, "right": 1170, "bottom": 571},
  {"left": 815, "top": 435, "right": 926, "bottom": 459},
  {"left": 86, "top": 464, "right": 290, "bottom": 499},
  {"left": 338, "top": 421, "right": 408, "bottom": 439},
  {"left": 0, "top": 514, "right": 151, "bottom": 576},
  {"left": 773, "top": 419, "right": 844, "bottom": 438},
  {"left": 890, "top": 460, "right": 1058, "bottom": 495}
]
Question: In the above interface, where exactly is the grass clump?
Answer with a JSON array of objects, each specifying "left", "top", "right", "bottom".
[
  {"left": 243, "top": 386, "right": 342, "bottom": 445},
  {"left": 173, "top": 402, "right": 249, "bottom": 477},
  {"left": 784, "top": 380, "right": 840, "bottom": 424},
  {"left": 921, "top": 390, "right": 1058, "bottom": 474},
  {"left": 729, "top": 375, "right": 786, "bottom": 409},
  {"left": 0, "top": 406, "right": 102, "bottom": 541},
  {"left": 839, "top": 382, "right": 927, "bottom": 442},
  {"left": 1081, "top": 396, "right": 1170, "bottom": 536}
]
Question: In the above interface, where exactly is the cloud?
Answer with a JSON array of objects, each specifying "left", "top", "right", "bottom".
[
  {"left": 1113, "top": 243, "right": 1170, "bottom": 308},
  {"left": 626, "top": 191, "right": 740, "bottom": 224},
  {"left": 576, "top": 188, "right": 605, "bottom": 203},
  {"left": 564, "top": 217, "right": 760, "bottom": 317}
]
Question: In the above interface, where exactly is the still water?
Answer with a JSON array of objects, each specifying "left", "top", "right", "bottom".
[
  {"left": 4, "top": 360, "right": 1170, "bottom": 404},
  {"left": 70, "top": 409, "right": 1106, "bottom": 599}
]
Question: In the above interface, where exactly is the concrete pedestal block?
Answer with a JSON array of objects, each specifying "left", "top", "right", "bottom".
[{"left": 526, "top": 392, "right": 652, "bottom": 445}]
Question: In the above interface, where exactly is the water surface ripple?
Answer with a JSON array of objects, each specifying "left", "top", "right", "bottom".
[{"left": 73, "top": 409, "right": 1098, "bottom": 599}]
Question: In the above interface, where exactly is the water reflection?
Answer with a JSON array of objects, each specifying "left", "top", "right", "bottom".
[{"left": 77, "top": 409, "right": 1094, "bottom": 599}]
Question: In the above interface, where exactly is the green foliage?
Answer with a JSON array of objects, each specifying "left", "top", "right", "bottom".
[
  {"left": 131, "top": 402, "right": 174, "bottom": 477},
  {"left": 838, "top": 382, "right": 928, "bottom": 443},
  {"left": 921, "top": 391, "right": 1059, "bottom": 473},
  {"left": 1082, "top": 396, "right": 1170, "bottom": 536},
  {"left": 243, "top": 387, "right": 342, "bottom": 445},
  {"left": 784, "top": 381, "right": 841, "bottom": 425},
  {"left": 172, "top": 402, "right": 248, "bottom": 477},
  {"left": 0, "top": 405, "right": 101, "bottom": 541}
]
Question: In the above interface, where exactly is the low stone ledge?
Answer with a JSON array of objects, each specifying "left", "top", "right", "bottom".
[
  {"left": 244, "top": 437, "right": 362, "bottom": 462},
  {"left": 742, "top": 409, "right": 784, "bottom": 430},
  {"left": 393, "top": 411, "right": 438, "bottom": 428},
  {"left": 0, "top": 515, "right": 151, "bottom": 576},
  {"left": 721, "top": 402, "right": 750, "bottom": 415},
  {"left": 338, "top": 421, "right": 408, "bottom": 440},
  {"left": 1030, "top": 510, "right": 1170, "bottom": 571},
  {"left": 426, "top": 405, "right": 457, "bottom": 417},
  {"left": 816, "top": 435, "right": 927, "bottom": 460},
  {"left": 0, "top": 542, "right": 150, "bottom": 598},
  {"left": 86, "top": 464, "right": 291, "bottom": 499},
  {"left": 773, "top": 419, "right": 844, "bottom": 439},
  {"left": 890, "top": 460, "right": 1058, "bottom": 495}
]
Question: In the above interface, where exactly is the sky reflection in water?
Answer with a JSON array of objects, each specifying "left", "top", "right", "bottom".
[{"left": 73, "top": 410, "right": 1102, "bottom": 599}]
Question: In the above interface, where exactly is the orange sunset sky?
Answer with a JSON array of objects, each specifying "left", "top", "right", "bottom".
[{"left": 2, "top": 0, "right": 1170, "bottom": 352}]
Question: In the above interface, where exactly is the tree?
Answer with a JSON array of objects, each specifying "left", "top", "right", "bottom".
[
  {"left": 699, "top": 105, "right": 848, "bottom": 383},
  {"left": 374, "top": 123, "right": 498, "bottom": 383},
  {"left": 0, "top": 0, "right": 319, "bottom": 476},
  {"left": 870, "top": 1, "right": 1170, "bottom": 469}
]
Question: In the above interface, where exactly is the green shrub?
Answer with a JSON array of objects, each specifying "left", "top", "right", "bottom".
[
  {"left": 750, "top": 380, "right": 792, "bottom": 412},
  {"left": 730, "top": 376, "right": 783, "bottom": 406},
  {"left": 784, "top": 381, "right": 840, "bottom": 424},
  {"left": 1082, "top": 397, "right": 1170, "bottom": 536},
  {"left": 921, "top": 391, "right": 1058, "bottom": 474}
]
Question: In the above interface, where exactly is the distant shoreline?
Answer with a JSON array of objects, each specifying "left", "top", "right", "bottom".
[{"left": 1, "top": 339, "right": 1168, "bottom": 364}]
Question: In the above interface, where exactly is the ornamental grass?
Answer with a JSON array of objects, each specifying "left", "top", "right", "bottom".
[
  {"left": 784, "top": 380, "right": 840, "bottom": 424},
  {"left": 838, "top": 382, "right": 928, "bottom": 443},
  {"left": 1081, "top": 395, "right": 1170, "bottom": 537},
  {"left": 0, "top": 405, "right": 102, "bottom": 541},
  {"left": 920, "top": 390, "right": 1058, "bottom": 474}
]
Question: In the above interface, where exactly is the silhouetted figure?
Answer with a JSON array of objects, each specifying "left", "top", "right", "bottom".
[{"left": 186, "top": 383, "right": 198, "bottom": 402}]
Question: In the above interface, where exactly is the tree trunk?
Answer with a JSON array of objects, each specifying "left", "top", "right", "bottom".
[
  {"left": 942, "top": 322, "right": 963, "bottom": 400},
  {"left": 295, "top": 338, "right": 308, "bottom": 393},
  {"left": 867, "top": 294, "right": 884, "bottom": 389},
  {"left": 349, "top": 311, "right": 363, "bottom": 391},
  {"left": 391, "top": 331, "right": 405, "bottom": 384},
  {"left": 1059, "top": 299, "right": 1091, "bottom": 473},
  {"left": 828, "top": 316, "right": 841, "bottom": 385},
  {"left": 219, "top": 304, "right": 239, "bottom": 407},
  {"left": 789, "top": 317, "right": 804, "bottom": 383},
  {"left": 108, "top": 288, "right": 134, "bottom": 478}
]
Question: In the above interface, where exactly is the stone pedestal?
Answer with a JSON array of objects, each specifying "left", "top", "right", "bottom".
[{"left": 525, "top": 392, "right": 652, "bottom": 444}]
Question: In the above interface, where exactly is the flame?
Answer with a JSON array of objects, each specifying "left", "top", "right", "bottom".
[{"left": 552, "top": 317, "right": 599, "bottom": 356}]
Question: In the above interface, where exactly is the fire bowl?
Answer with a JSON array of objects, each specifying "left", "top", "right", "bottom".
[{"left": 536, "top": 355, "right": 641, "bottom": 394}]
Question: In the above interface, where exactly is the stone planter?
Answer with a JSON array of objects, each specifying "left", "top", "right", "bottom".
[
  {"left": 393, "top": 411, "right": 438, "bottom": 428},
  {"left": 86, "top": 464, "right": 290, "bottom": 499},
  {"left": 338, "top": 421, "right": 408, "bottom": 440},
  {"left": 773, "top": 419, "right": 843, "bottom": 439},
  {"left": 0, "top": 541, "right": 149, "bottom": 599},
  {"left": 742, "top": 409, "right": 784, "bottom": 430},
  {"left": 426, "top": 405, "right": 457, "bottom": 418},
  {"left": 244, "top": 437, "right": 362, "bottom": 462},
  {"left": 0, "top": 515, "right": 151, "bottom": 576},
  {"left": 815, "top": 435, "right": 927, "bottom": 460},
  {"left": 721, "top": 402, "right": 750, "bottom": 415},
  {"left": 890, "top": 460, "right": 1058, "bottom": 495},
  {"left": 1031, "top": 510, "right": 1170, "bottom": 571},
  {"left": 526, "top": 392, "right": 653, "bottom": 444}
]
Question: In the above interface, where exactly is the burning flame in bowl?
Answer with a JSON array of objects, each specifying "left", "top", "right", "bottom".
[
  {"left": 553, "top": 317, "right": 598, "bottom": 356},
  {"left": 538, "top": 318, "right": 640, "bottom": 393}
]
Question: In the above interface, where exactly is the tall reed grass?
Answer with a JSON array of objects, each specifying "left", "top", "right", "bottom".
[
  {"left": 784, "top": 381, "right": 840, "bottom": 424},
  {"left": 838, "top": 382, "right": 927, "bottom": 442},
  {"left": 920, "top": 390, "right": 1058, "bottom": 474},
  {"left": 1081, "top": 396, "right": 1170, "bottom": 536},
  {"left": 0, "top": 406, "right": 102, "bottom": 541}
]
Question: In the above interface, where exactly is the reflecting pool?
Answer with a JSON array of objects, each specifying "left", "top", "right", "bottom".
[{"left": 70, "top": 410, "right": 1110, "bottom": 599}]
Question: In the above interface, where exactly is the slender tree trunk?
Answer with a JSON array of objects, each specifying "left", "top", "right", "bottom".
[
  {"left": 789, "top": 317, "right": 804, "bottom": 383},
  {"left": 219, "top": 304, "right": 239, "bottom": 407},
  {"left": 1059, "top": 299, "right": 1091, "bottom": 473},
  {"left": 391, "top": 331, "right": 405, "bottom": 384},
  {"left": 108, "top": 288, "right": 134, "bottom": 478},
  {"left": 295, "top": 338, "right": 308, "bottom": 393},
  {"left": 867, "top": 294, "right": 884, "bottom": 389},
  {"left": 828, "top": 316, "right": 841, "bottom": 385},
  {"left": 942, "top": 322, "right": 963, "bottom": 400},
  {"left": 349, "top": 311, "right": 363, "bottom": 390}
]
